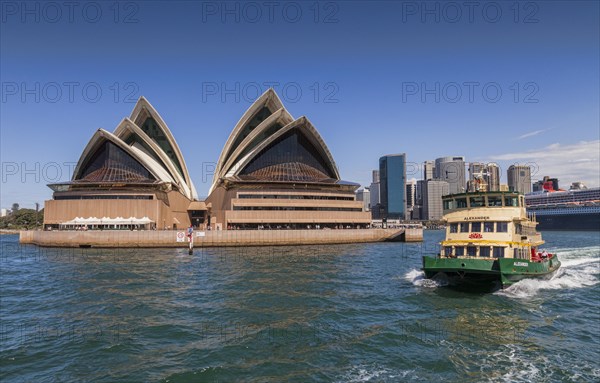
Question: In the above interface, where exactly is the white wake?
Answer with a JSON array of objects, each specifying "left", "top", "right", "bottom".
[
  {"left": 404, "top": 268, "right": 447, "bottom": 288},
  {"left": 497, "top": 245, "right": 599, "bottom": 298}
]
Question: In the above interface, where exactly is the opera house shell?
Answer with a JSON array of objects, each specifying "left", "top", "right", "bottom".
[
  {"left": 44, "top": 97, "right": 199, "bottom": 230},
  {"left": 44, "top": 89, "right": 370, "bottom": 230},
  {"left": 206, "top": 89, "right": 370, "bottom": 229}
]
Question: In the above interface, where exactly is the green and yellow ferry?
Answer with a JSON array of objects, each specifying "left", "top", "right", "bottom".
[{"left": 422, "top": 191, "right": 561, "bottom": 289}]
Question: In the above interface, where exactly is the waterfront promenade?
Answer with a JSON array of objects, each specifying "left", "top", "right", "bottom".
[{"left": 19, "top": 228, "right": 422, "bottom": 248}]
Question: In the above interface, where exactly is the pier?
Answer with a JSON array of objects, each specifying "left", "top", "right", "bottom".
[{"left": 19, "top": 228, "right": 422, "bottom": 248}]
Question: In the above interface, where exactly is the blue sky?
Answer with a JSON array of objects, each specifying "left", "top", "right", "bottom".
[{"left": 1, "top": 1, "right": 599, "bottom": 208}]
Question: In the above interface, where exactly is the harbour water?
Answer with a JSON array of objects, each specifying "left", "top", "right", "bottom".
[{"left": 1, "top": 231, "right": 598, "bottom": 382}]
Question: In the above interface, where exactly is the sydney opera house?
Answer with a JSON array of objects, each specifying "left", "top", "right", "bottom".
[{"left": 43, "top": 89, "right": 371, "bottom": 230}]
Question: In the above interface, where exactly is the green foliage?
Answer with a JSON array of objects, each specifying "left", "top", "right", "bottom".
[{"left": 0, "top": 208, "right": 44, "bottom": 230}]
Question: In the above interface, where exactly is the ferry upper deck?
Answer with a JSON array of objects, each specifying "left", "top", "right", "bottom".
[{"left": 442, "top": 192, "right": 525, "bottom": 215}]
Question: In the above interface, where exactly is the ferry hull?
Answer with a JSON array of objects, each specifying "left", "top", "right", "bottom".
[{"left": 422, "top": 256, "right": 561, "bottom": 289}]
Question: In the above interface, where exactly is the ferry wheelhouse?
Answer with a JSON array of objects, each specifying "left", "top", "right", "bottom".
[{"left": 422, "top": 191, "right": 560, "bottom": 289}]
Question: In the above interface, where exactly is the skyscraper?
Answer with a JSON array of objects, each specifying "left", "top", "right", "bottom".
[
  {"left": 468, "top": 162, "right": 486, "bottom": 180},
  {"left": 468, "top": 162, "right": 487, "bottom": 192},
  {"left": 406, "top": 178, "right": 417, "bottom": 209},
  {"left": 370, "top": 170, "right": 381, "bottom": 218},
  {"left": 416, "top": 180, "right": 424, "bottom": 205},
  {"left": 414, "top": 179, "right": 425, "bottom": 220},
  {"left": 379, "top": 154, "right": 407, "bottom": 220},
  {"left": 485, "top": 163, "right": 500, "bottom": 191},
  {"left": 406, "top": 178, "right": 417, "bottom": 219},
  {"left": 423, "top": 160, "right": 435, "bottom": 181},
  {"left": 507, "top": 165, "right": 532, "bottom": 194},
  {"left": 372, "top": 170, "right": 380, "bottom": 183},
  {"left": 356, "top": 188, "right": 371, "bottom": 211},
  {"left": 435, "top": 156, "right": 466, "bottom": 195},
  {"left": 466, "top": 161, "right": 500, "bottom": 192},
  {"left": 423, "top": 180, "right": 449, "bottom": 220}
]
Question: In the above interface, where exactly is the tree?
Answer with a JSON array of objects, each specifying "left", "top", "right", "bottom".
[
  {"left": 11, "top": 203, "right": 19, "bottom": 213},
  {"left": 0, "top": 208, "right": 44, "bottom": 229}
]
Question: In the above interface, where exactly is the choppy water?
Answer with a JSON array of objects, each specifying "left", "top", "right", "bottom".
[{"left": 1, "top": 231, "right": 598, "bottom": 382}]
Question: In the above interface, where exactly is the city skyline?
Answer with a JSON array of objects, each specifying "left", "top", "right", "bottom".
[
  {"left": 2, "top": 1, "right": 599, "bottom": 208},
  {"left": 364, "top": 157, "right": 587, "bottom": 193},
  {"left": 362, "top": 157, "right": 590, "bottom": 222}
]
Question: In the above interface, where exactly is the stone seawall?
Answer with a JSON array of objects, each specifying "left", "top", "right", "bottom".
[
  {"left": 402, "top": 228, "right": 423, "bottom": 242},
  {"left": 19, "top": 228, "right": 422, "bottom": 248}
]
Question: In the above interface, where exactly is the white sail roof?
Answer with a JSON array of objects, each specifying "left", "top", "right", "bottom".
[
  {"left": 69, "top": 97, "right": 197, "bottom": 200},
  {"left": 210, "top": 89, "right": 341, "bottom": 192},
  {"left": 129, "top": 97, "right": 197, "bottom": 199},
  {"left": 114, "top": 117, "right": 194, "bottom": 199},
  {"left": 72, "top": 129, "right": 176, "bottom": 184},
  {"left": 210, "top": 88, "right": 285, "bottom": 193}
]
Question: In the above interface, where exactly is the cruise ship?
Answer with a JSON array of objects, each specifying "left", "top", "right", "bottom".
[{"left": 525, "top": 186, "right": 600, "bottom": 231}]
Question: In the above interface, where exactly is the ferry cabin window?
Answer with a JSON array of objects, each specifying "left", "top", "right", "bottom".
[
  {"left": 449, "top": 223, "right": 458, "bottom": 233},
  {"left": 480, "top": 246, "right": 491, "bottom": 257},
  {"left": 456, "top": 198, "right": 468, "bottom": 208},
  {"left": 505, "top": 196, "right": 518, "bottom": 207},
  {"left": 444, "top": 246, "right": 453, "bottom": 256},
  {"left": 493, "top": 247, "right": 505, "bottom": 258},
  {"left": 484, "top": 222, "right": 494, "bottom": 232},
  {"left": 514, "top": 248, "right": 528, "bottom": 259},
  {"left": 471, "top": 222, "right": 482, "bottom": 232},
  {"left": 443, "top": 200, "right": 455, "bottom": 210},
  {"left": 467, "top": 246, "right": 477, "bottom": 256},
  {"left": 455, "top": 247, "right": 465, "bottom": 256},
  {"left": 469, "top": 197, "right": 485, "bottom": 207},
  {"left": 460, "top": 223, "right": 469, "bottom": 233},
  {"left": 497, "top": 222, "right": 508, "bottom": 232},
  {"left": 487, "top": 196, "right": 503, "bottom": 206}
]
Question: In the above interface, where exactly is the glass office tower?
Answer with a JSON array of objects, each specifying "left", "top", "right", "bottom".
[{"left": 379, "top": 154, "right": 407, "bottom": 220}]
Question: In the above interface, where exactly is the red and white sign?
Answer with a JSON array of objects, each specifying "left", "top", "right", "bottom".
[
  {"left": 176, "top": 231, "right": 186, "bottom": 242},
  {"left": 469, "top": 233, "right": 483, "bottom": 239}
]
